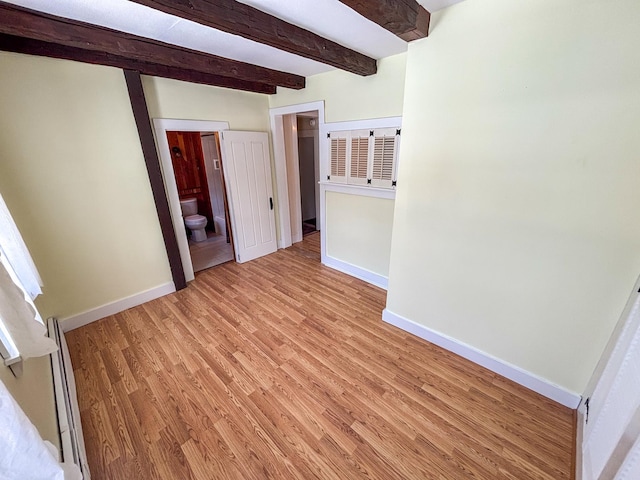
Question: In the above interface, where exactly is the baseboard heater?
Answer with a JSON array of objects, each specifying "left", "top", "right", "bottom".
[{"left": 47, "top": 317, "right": 91, "bottom": 479}]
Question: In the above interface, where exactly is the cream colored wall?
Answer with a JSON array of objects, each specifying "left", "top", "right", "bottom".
[
  {"left": 387, "top": 0, "right": 640, "bottom": 394},
  {"left": 142, "top": 76, "right": 270, "bottom": 130},
  {"left": 0, "top": 358, "right": 59, "bottom": 450},
  {"left": 0, "top": 52, "right": 171, "bottom": 322},
  {"left": 270, "top": 53, "right": 406, "bottom": 278},
  {"left": 0, "top": 55, "right": 276, "bottom": 452},
  {"left": 326, "top": 192, "right": 394, "bottom": 277},
  {"left": 269, "top": 53, "right": 406, "bottom": 124},
  {"left": 0, "top": 53, "right": 174, "bottom": 443},
  {"left": 142, "top": 76, "right": 275, "bottom": 242}
]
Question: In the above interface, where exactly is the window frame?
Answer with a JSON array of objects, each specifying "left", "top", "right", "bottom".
[{"left": 323, "top": 117, "right": 402, "bottom": 199}]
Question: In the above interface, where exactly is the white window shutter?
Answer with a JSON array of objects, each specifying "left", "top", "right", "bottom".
[
  {"left": 347, "top": 129, "right": 370, "bottom": 186},
  {"left": 370, "top": 128, "right": 399, "bottom": 188},
  {"left": 328, "top": 132, "right": 348, "bottom": 184}
]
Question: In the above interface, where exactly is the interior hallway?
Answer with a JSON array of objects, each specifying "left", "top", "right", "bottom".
[{"left": 65, "top": 233, "right": 575, "bottom": 479}]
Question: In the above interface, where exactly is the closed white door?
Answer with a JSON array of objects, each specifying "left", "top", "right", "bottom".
[
  {"left": 579, "top": 277, "right": 640, "bottom": 479},
  {"left": 220, "top": 131, "right": 277, "bottom": 263}
]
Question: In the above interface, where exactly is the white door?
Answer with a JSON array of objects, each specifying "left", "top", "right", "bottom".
[
  {"left": 579, "top": 277, "right": 640, "bottom": 480},
  {"left": 220, "top": 131, "right": 277, "bottom": 263}
]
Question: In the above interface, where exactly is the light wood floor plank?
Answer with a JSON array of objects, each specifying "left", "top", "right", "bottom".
[{"left": 66, "top": 232, "right": 575, "bottom": 479}]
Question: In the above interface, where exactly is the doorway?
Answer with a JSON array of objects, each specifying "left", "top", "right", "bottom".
[
  {"left": 154, "top": 119, "right": 278, "bottom": 282},
  {"left": 283, "top": 111, "right": 319, "bottom": 244},
  {"left": 271, "top": 102, "right": 324, "bottom": 249},
  {"left": 296, "top": 113, "right": 320, "bottom": 237},
  {"left": 153, "top": 119, "right": 229, "bottom": 282},
  {"left": 165, "top": 130, "right": 234, "bottom": 272}
]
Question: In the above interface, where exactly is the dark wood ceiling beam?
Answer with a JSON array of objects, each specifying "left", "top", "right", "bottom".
[
  {"left": 0, "top": 34, "right": 276, "bottom": 94},
  {"left": 338, "top": 0, "right": 430, "bottom": 41},
  {"left": 123, "top": 70, "right": 187, "bottom": 291},
  {"left": 0, "top": 2, "right": 304, "bottom": 89},
  {"left": 130, "top": 0, "right": 377, "bottom": 76}
]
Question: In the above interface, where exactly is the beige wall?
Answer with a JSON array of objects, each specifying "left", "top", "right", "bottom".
[
  {"left": 142, "top": 76, "right": 275, "bottom": 243},
  {"left": 270, "top": 53, "right": 406, "bottom": 278},
  {"left": 387, "top": 0, "right": 640, "bottom": 394},
  {"left": 0, "top": 52, "right": 171, "bottom": 323},
  {"left": 142, "top": 76, "right": 270, "bottom": 130},
  {"left": 269, "top": 53, "right": 406, "bottom": 124},
  {"left": 326, "top": 192, "right": 394, "bottom": 277},
  {"left": 0, "top": 358, "right": 59, "bottom": 449},
  {"left": 0, "top": 52, "right": 174, "bottom": 443},
  {"left": 0, "top": 55, "right": 274, "bottom": 442}
]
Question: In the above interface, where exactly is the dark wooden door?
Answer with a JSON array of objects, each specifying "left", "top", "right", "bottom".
[{"left": 166, "top": 131, "right": 214, "bottom": 227}]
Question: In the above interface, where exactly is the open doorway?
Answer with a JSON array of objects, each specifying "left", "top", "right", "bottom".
[
  {"left": 154, "top": 119, "right": 230, "bottom": 282},
  {"left": 269, "top": 101, "right": 325, "bottom": 251},
  {"left": 279, "top": 108, "right": 321, "bottom": 245},
  {"left": 165, "top": 130, "right": 234, "bottom": 272},
  {"left": 296, "top": 113, "right": 320, "bottom": 237}
]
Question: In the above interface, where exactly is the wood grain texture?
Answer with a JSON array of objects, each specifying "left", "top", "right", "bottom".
[
  {"left": 66, "top": 233, "right": 575, "bottom": 479},
  {"left": 0, "top": 2, "right": 304, "bottom": 89},
  {"left": 167, "top": 131, "right": 214, "bottom": 227},
  {"left": 130, "top": 0, "right": 377, "bottom": 76},
  {"left": 0, "top": 34, "right": 276, "bottom": 94},
  {"left": 338, "top": 0, "right": 430, "bottom": 41},
  {"left": 124, "top": 70, "right": 187, "bottom": 290}
]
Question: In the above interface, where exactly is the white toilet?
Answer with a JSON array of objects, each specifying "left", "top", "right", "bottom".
[{"left": 179, "top": 198, "right": 208, "bottom": 242}]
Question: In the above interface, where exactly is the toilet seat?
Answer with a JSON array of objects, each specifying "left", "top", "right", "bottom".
[{"left": 184, "top": 214, "right": 207, "bottom": 228}]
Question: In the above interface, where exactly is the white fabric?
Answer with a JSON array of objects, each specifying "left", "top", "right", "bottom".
[
  {"left": 0, "top": 193, "right": 42, "bottom": 300},
  {"left": 44, "top": 443, "right": 83, "bottom": 480},
  {"left": 0, "top": 255, "right": 57, "bottom": 359},
  {"left": 0, "top": 192, "right": 56, "bottom": 359},
  {"left": 0, "top": 379, "right": 65, "bottom": 480}
]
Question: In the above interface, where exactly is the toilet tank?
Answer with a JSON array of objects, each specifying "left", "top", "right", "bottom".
[{"left": 179, "top": 198, "right": 198, "bottom": 216}]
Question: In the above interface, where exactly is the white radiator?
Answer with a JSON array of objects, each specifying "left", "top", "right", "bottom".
[{"left": 47, "top": 317, "right": 91, "bottom": 479}]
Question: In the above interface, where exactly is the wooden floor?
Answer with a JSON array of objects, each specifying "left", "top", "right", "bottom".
[{"left": 66, "top": 233, "right": 575, "bottom": 479}]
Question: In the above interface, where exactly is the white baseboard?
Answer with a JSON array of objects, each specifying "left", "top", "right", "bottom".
[
  {"left": 322, "top": 255, "right": 388, "bottom": 290},
  {"left": 382, "top": 309, "right": 581, "bottom": 409},
  {"left": 60, "top": 282, "right": 176, "bottom": 332}
]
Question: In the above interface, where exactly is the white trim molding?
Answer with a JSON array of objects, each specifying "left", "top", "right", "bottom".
[
  {"left": 152, "top": 119, "right": 230, "bottom": 282},
  {"left": 320, "top": 116, "right": 403, "bottom": 134},
  {"left": 60, "top": 282, "right": 176, "bottom": 332},
  {"left": 317, "top": 116, "right": 402, "bottom": 291},
  {"left": 323, "top": 255, "right": 388, "bottom": 290},
  {"left": 269, "top": 101, "right": 326, "bottom": 249},
  {"left": 382, "top": 309, "right": 582, "bottom": 409}
]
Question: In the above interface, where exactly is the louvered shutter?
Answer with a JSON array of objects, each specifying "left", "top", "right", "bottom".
[
  {"left": 370, "top": 128, "right": 399, "bottom": 188},
  {"left": 328, "top": 132, "right": 347, "bottom": 184},
  {"left": 347, "top": 129, "right": 370, "bottom": 185}
]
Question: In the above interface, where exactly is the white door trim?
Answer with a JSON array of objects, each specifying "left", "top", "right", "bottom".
[
  {"left": 269, "top": 101, "right": 325, "bottom": 249},
  {"left": 152, "top": 118, "right": 230, "bottom": 282},
  {"left": 578, "top": 275, "right": 640, "bottom": 480}
]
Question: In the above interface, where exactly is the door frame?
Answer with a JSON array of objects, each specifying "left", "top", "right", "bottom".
[
  {"left": 153, "top": 119, "right": 229, "bottom": 282},
  {"left": 577, "top": 275, "right": 640, "bottom": 479},
  {"left": 269, "top": 101, "right": 325, "bottom": 249},
  {"left": 297, "top": 119, "right": 321, "bottom": 227}
]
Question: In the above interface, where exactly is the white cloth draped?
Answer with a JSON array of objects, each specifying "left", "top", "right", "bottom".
[
  {"left": 0, "top": 255, "right": 57, "bottom": 359},
  {"left": 0, "top": 378, "right": 65, "bottom": 479},
  {"left": 0, "top": 194, "right": 42, "bottom": 300},
  {"left": 0, "top": 192, "right": 57, "bottom": 359}
]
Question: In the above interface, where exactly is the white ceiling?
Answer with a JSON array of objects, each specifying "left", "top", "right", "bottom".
[{"left": 6, "top": 0, "right": 465, "bottom": 77}]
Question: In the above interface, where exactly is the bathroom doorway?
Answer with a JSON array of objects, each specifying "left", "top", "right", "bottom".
[{"left": 166, "top": 130, "right": 234, "bottom": 272}]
